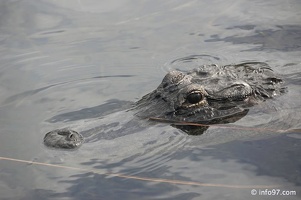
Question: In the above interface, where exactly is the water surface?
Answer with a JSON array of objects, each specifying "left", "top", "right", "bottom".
[{"left": 0, "top": 0, "right": 301, "bottom": 199}]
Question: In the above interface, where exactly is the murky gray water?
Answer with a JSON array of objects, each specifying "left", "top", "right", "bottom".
[{"left": 0, "top": 0, "right": 301, "bottom": 199}]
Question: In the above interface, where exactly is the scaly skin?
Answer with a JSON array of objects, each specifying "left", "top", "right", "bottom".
[
  {"left": 44, "top": 129, "right": 84, "bottom": 149},
  {"left": 135, "top": 62, "right": 285, "bottom": 122}
]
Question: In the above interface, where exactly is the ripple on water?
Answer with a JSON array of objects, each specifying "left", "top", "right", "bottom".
[
  {"left": 157, "top": 47, "right": 237, "bottom": 74},
  {"left": 125, "top": 131, "right": 189, "bottom": 174},
  {"left": 78, "top": 125, "right": 190, "bottom": 175}
]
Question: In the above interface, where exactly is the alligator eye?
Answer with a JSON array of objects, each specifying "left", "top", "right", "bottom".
[
  {"left": 69, "top": 133, "right": 75, "bottom": 140},
  {"left": 186, "top": 92, "right": 203, "bottom": 104}
]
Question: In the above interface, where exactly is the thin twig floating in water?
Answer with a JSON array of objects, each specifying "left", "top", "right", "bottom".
[
  {"left": 0, "top": 156, "right": 281, "bottom": 189},
  {"left": 149, "top": 117, "right": 301, "bottom": 133}
]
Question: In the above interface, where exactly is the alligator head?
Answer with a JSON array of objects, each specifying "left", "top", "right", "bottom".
[
  {"left": 135, "top": 62, "right": 285, "bottom": 130},
  {"left": 44, "top": 62, "right": 286, "bottom": 148}
]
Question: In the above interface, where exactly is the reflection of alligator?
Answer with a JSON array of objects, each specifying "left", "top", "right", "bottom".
[{"left": 44, "top": 62, "right": 286, "bottom": 149}]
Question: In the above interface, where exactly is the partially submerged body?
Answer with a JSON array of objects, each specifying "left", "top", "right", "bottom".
[{"left": 44, "top": 62, "right": 286, "bottom": 149}]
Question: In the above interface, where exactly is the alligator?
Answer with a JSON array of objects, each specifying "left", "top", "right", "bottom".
[{"left": 44, "top": 62, "right": 286, "bottom": 149}]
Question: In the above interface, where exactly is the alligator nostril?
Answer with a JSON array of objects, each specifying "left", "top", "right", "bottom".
[{"left": 44, "top": 129, "right": 84, "bottom": 149}]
